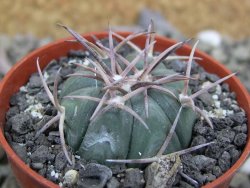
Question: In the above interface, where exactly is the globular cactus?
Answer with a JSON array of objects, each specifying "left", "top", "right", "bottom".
[{"left": 36, "top": 22, "right": 235, "bottom": 166}]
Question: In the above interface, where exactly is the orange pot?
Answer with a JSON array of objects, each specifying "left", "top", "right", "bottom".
[{"left": 0, "top": 32, "right": 249, "bottom": 188}]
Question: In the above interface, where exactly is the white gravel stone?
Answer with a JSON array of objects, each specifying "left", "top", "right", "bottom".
[
  {"left": 63, "top": 169, "right": 79, "bottom": 186},
  {"left": 197, "top": 30, "right": 222, "bottom": 47},
  {"left": 212, "top": 95, "right": 219, "bottom": 100}
]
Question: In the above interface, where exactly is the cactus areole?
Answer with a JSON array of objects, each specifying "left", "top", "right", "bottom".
[{"left": 48, "top": 25, "right": 200, "bottom": 165}]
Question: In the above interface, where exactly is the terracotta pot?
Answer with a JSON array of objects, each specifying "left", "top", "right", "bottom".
[{"left": 0, "top": 32, "right": 249, "bottom": 188}]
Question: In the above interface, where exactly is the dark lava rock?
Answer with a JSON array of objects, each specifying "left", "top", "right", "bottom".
[
  {"left": 34, "top": 115, "right": 54, "bottom": 132},
  {"left": 229, "top": 112, "right": 247, "bottom": 125},
  {"left": 170, "top": 60, "right": 186, "bottom": 72},
  {"left": 234, "top": 133, "right": 247, "bottom": 147},
  {"left": 212, "top": 117, "right": 234, "bottom": 130},
  {"left": 221, "top": 83, "right": 230, "bottom": 92},
  {"left": 8, "top": 113, "right": 32, "bottom": 135},
  {"left": 216, "top": 128, "right": 235, "bottom": 144},
  {"left": 190, "top": 155, "right": 216, "bottom": 171},
  {"left": 123, "top": 168, "right": 145, "bottom": 188},
  {"left": 218, "top": 151, "right": 231, "bottom": 172},
  {"left": 205, "top": 144, "right": 223, "bottom": 159},
  {"left": 197, "top": 92, "right": 214, "bottom": 107},
  {"left": 78, "top": 163, "right": 112, "bottom": 188},
  {"left": 60, "top": 67, "right": 74, "bottom": 78},
  {"left": 43, "top": 105, "right": 58, "bottom": 116},
  {"left": 229, "top": 92, "right": 236, "bottom": 100},
  {"left": 28, "top": 73, "right": 42, "bottom": 89},
  {"left": 47, "top": 134, "right": 61, "bottom": 145},
  {"left": 233, "top": 124, "right": 247, "bottom": 133},
  {"left": 44, "top": 60, "right": 61, "bottom": 74},
  {"left": 107, "top": 177, "right": 120, "bottom": 188},
  {"left": 190, "top": 135, "right": 207, "bottom": 154},
  {"left": 193, "top": 121, "right": 215, "bottom": 140},
  {"left": 30, "top": 145, "right": 50, "bottom": 163},
  {"left": 185, "top": 171, "right": 207, "bottom": 186},
  {"left": 181, "top": 154, "right": 199, "bottom": 172},
  {"left": 36, "top": 90, "right": 50, "bottom": 104},
  {"left": 206, "top": 73, "right": 220, "bottom": 82},
  {"left": 221, "top": 98, "right": 232, "bottom": 108},
  {"left": 11, "top": 134, "right": 25, "bottom": 143},
  {"left": 31, "top": 162, "right": 44, "bottom": 170},
  {"left": 212, "top": 166, "right": 222, "bottom": 177},
  {"left": 205, "top": 173, "right": 216, "bottom": 182},
  {"left": 35, "top": 134, "right": 50, "bottom": 146},
  {"left": 6, "top": 106, "right": 19, "bottom": 120},
  {"left": 68, "top": 50, "right": 86, "bottom": 58},
  {"left": 9, "top": 92, "right": 26, "bottom": 106},
  {"left": 11, "top": 142, "right": 27, "bottom": 163},
  {"left": 55, "top": 151, "right": 68, "bottom": 171},
  {"left": 228, "top": 148, "right": 241, "bottom": 164},
  {"left": 110, "top": 164, "right": 126, "bottom": 175}
]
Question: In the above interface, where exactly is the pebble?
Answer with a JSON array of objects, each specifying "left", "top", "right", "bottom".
[
  {"left": 233, "top": 124, "right": 247, "bottom": 133},
  {"left": 31, "top": 163, "right": 44, "bottom": 170},
  {"left": 107, "top": 177, "right": 120, "bottom": 188},
  {"left": 197, "top": 91, "right": 214, "bottom": 107},
  {"left": 206, "top": 73, "right": 220, "bottom": 82},
  {"left": 229, "top": 112, "right": 247, "bottom": 125},
  {"left": 10, "top": 142, "right": 27, "bottom": 163},
  {"left": 63, "top": 169, "right": 79, "bottom": 186},
  {"left": 7, "top": 113, "right": 32, "bottom": 135},
  {"left": 205, "top": 173, "right": 216, "bottom": 182},
  {"left": 35, "top": 91, "right": 51, "bottom": 104},
  {"left": 190, "top": 155, "right": 216, "bottom": 171},
  {"left": 229, "top": 148, "right": 241, "bottom": 164},
  {"left": 170, "top": 60, "right": 186, "bottom": 72},
  {"left": 212, "top": 166, "right": 222, "bottom": 177},
  {"left": 216, "top": 128, "right": 235, "bottom": 143},
  {"left": 190, "top": 135, "right": 207, "bottom": 154},
  {"left": 78, "top": 163, "right": 112, "bottom": 187},
  {"left": 197, "top": 30, "right": 222, "bottom": 47},
  {"left": 55, "top": 151, "right": 68, "bottom": 171},
  {"left": 123, "top": 168, "right": 145, "bottom": 188},
  {"left": 218, "top": 151, "right": 231, "bottom": 172},
  {"left": 6, "top": 106, "right": 20, "bottom": 120},
  {"left": 212, "top": 117, "right": 234, "bottom": 130},
  {"left": 234, "top": 133, "right": 247, "bottom": 147},
  {"left": 30, "top": 145, "right": 50, "bottom": 163},
  {"left": 28, "top": 73, "right": 42, "bottom": 89}
]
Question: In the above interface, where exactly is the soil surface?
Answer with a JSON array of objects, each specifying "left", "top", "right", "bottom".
[
  {"left": 1, "top": 0, "right": 250, "bottom": 39},
  {"left": 4, "top": 39, "right": 248, "bottom": 187}
]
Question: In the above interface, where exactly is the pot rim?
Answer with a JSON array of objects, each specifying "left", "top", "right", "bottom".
[{"left": 0, "top": 31, "right": 249, "bottom": 188}]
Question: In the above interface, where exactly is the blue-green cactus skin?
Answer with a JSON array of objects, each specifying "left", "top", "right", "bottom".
[{"left": 60, "top": 56, "right": 197, "bottom": 164}]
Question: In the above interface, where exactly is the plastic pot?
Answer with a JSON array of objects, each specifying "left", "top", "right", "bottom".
[{"left": 0, "top": 32, "right": 249, "bottom": 188}]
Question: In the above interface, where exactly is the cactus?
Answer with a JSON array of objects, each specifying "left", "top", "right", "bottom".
[{"left": 36, "top": 22, "right": 236, "bottom": 167}]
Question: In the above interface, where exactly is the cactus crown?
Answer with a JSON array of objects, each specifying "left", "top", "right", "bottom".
[{"left": 36, "top": 21, "right": 235, "bottom": 167}]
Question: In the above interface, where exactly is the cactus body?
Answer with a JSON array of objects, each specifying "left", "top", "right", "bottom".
[{"left": 60, "top": 55, "right": 197, "bottom": 164}]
